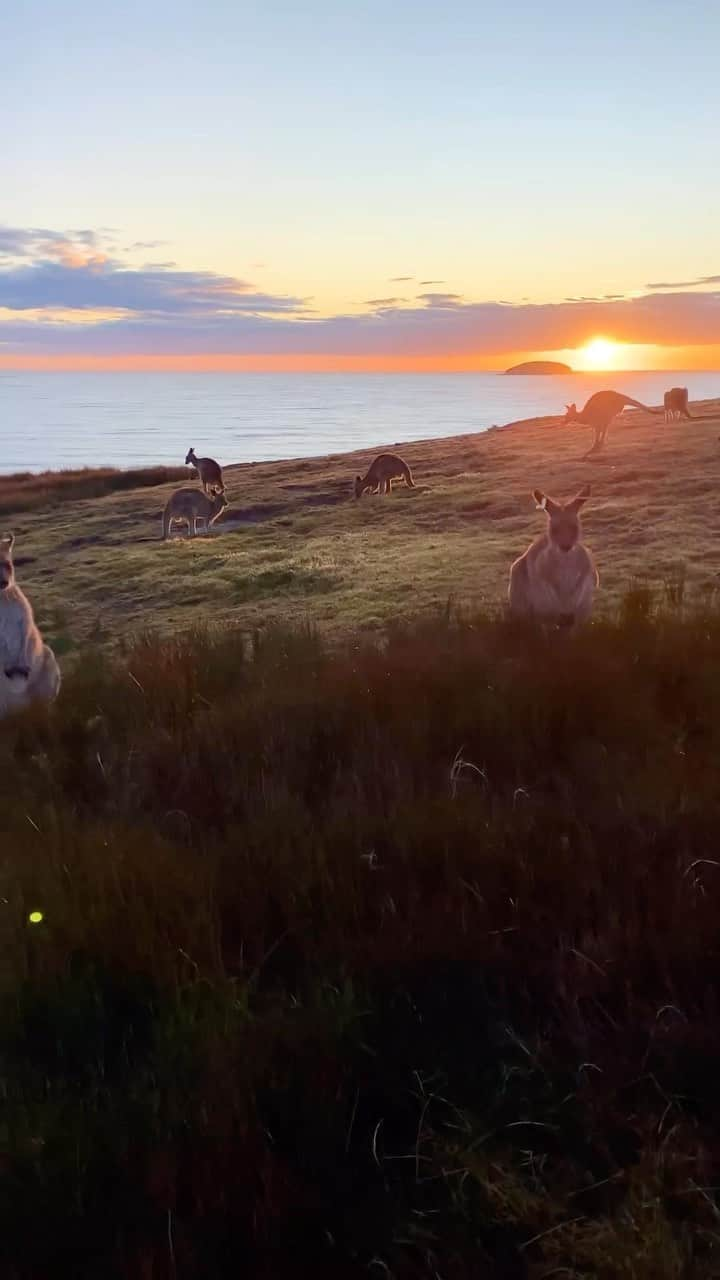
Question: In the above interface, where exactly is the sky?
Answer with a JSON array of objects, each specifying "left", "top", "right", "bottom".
[{"left": 3, "top": 0, "right": 720, "bottom": 371}]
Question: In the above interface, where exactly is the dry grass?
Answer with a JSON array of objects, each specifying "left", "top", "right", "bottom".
[
  {"left": 0, "top": 464, "right": 188, "bottom": 518},
  {"left": 3, "top": 398, "right": 720, "bottom": 660},
  {"left": 4, "top": 610, "right": 720, "bottom": 1276}
]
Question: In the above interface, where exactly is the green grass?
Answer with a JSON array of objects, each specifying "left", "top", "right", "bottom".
[
  {"left": 5, "top": 402, "right": 720, "bottom": 654},
  {"left": 4, "top": 602, "right": 720, "bottom": 1276}
]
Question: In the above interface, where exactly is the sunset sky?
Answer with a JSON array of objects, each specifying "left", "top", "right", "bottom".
[{"left": 4, "top": 0, "right": 720, "bottom": 371}]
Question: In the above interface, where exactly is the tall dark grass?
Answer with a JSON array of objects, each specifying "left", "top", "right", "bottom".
[
  {"left": 0, "top": 465, "right": 188, "bottom": 516},
  {"left": 3, "top": 605, "right": 720, "bottom": 1276}
]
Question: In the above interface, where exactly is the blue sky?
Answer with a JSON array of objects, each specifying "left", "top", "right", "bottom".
[{"left": 3, "top": 0, "right": 720, "bottom": 367}]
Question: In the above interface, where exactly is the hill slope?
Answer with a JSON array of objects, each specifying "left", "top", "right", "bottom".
[{"left": 5, "top": 397, "right": 720, "bottom": 656}]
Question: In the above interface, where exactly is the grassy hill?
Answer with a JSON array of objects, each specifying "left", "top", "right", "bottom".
[
  {"left": 4, "top": 403, "right": 720, "bottom": 1277},
  {"left": 5, "top": 398, "right": 720, "bottom": 658}
]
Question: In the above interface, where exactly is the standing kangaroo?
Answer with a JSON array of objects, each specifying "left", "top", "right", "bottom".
[
  {"left": 0, "top": 533, "right": 61, "bottom": 718},
  {"left": 162, "top": 489, "right": 228, "bottom": 539},
  {"left": 664, "top": 387, "right": 694, "bottom": 423},
  {"left": 354, "top": 453, "right": 415, "bottom": 497},
  {"left": 563, "top": 391, "right": 661, "bottom": 455},
  {"left": 508, "top": 485, "right": 598, "bottom": 627},
  {"left": 185, "top": 448, "right": 225, "bottom": 495}
]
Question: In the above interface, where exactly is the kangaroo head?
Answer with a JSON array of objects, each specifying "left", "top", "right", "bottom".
[
  {"left": 562, "top": 403, "right": 578, "bottom": 425},
  {"left": 185, "top": 448, "right": 196, "bottom": 465},
  {"left": 0, "top": 532, "right": 15, "bottom": 590},
  {"left": 533, "top": 485, "right": 590, "bottom": 553}
]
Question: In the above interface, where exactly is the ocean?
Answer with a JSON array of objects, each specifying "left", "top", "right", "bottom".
[{"left": 2, "top": 370, "right": 719, "bottom": 475}]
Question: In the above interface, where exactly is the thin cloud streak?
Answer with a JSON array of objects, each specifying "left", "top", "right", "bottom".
[
  {"left": 364, "top": 297, "right": 406, "bottom": 307},
  {"left": 647, "top": 274, "right": 720, "bottom": 289}
]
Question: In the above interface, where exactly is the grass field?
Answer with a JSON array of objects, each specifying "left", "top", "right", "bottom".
[
  {"left": 4, "top": 398, "right": 720, "bottom": 657},
  {"left": 5, "top": 608, "right": 720, "bottom": 1277},
  {"left": 4, "top": 404, "right": 720, "bottom": 1277}
]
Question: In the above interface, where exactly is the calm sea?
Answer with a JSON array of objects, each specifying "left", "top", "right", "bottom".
[{"left": 2, "top": 371, "right": 719, "bottom": 475}]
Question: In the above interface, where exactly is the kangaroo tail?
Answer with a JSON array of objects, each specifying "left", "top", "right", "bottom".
[
  {"left": 623, "top": 395, "right": 662, "bottom": 415},
  {"left": 403, "top": 462, "right": 415, "bottom": 487}
]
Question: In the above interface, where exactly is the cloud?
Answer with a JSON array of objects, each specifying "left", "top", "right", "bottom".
[
  {"left": 3, "top": 225, "right": 720, "bottom": 362},
  {"left": 416, "top": 292, "right": 464, "bottom": 308},
  {"left": 646, "top": 274, "right": 720, "bottom": 290},
  {"left": 0, "top": 225, "right": 308, "bottom": 319},
  {"left": 0, "top": 262, "right": 306, "bottom": 315},
  {"left": 125, "top": 239, "right": 167, "bottom": 253},
  {"left": 0, "top": 226, "right": 109, "bottom": 268},
  {"left": 389, "top": 275, "right": 413, "bottom": 282},
  {"left": 419, "top": 279, "right": 445, "bottom": 286},
  {"left": 364, "top": 296, "right": 406, "bottom": 307},
  {"left": 4, "top": 288, "right": 720, "bottom": 361}
]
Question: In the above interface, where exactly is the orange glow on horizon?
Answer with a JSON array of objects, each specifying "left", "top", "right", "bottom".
[
  {"left": 0, "top": 352, "right": 518, "bottom": 373},
  {"left": 1, "top": 345, "right": 720, "bottom": 373}
]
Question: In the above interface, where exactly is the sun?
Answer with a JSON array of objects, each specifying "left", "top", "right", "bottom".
[{"left": 578, "top": 336, "right": 618, "bottom": 370}]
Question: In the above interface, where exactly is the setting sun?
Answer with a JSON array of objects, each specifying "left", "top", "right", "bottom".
[{"left": 578, "top": 337, "right": 619, "bottom": 370}]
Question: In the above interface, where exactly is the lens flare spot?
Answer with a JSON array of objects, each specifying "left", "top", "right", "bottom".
[{"left": 28, "top": 911, "right": 44, "bottom": 925}]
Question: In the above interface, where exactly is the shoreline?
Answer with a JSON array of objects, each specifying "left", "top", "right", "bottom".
[
  {"left": 5, "top": 374, "right": 720, "bottom": 478},
  {"left": 3, "top": 394, "right": 720, "bottom": 483},
  {"left": 5, "top": 396, "right": 720, "bottom": 656},
  {"left": 217, "top": 394, "right": 720, "bottom": 475},
  {"left": 5, "top": 395, "right": 717, "bottom": 482}
]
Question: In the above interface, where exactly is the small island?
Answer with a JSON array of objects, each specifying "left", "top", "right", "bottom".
[{"left": 505, "top": 360, "right": 572, "bottom": 375}]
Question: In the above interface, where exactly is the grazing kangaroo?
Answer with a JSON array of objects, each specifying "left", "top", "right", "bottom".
[
  {"left": 184, "top": 448, "right": 225, "bottom": 495},
  {"left": 563, "top": 391, "right": 661, "bottom": 455},
  {"left": 508, "top": 485, "right": 598, "bottom": 627},
  {"left": 162, "top": 489, "right": 228, "bottom": 539},
  {"left": 354, "top": 453, "right": 415, "bottom": 498},
  {"left": 664, "top": 387, "right": 694, "bottom": 422},
  {"left": 0, "top": 533, "right": 61, "bottom": 718}
]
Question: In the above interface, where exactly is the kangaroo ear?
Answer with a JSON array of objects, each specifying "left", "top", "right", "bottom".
[
  {"left": 567, "top": 484, "right": 591, "bottom": 513},
  {"left": 0, "top": 532, "right": 15, "bottom": 551},
  {"left": 533, "top": 489, "right": 547, "bottom": 510}
]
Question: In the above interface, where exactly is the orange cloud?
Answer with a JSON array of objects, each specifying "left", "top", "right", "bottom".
[{"left": 2, "top": 224, "right": 720, "bottom": 371}]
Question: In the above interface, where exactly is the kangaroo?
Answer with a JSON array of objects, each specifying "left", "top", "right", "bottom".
[
  {"left": 0, "top": 533, "right": 61, "bottom": 718},
  {"left": 184, "top": 447, "right": 225, "bottom": 495},
  {"left": 162, "top": 489, "right": 228, "bottom": 539},
  {"left": 563, "top": 391, "right": 661, "bottom": 455},
  {"left": 508, "top": 485, "right": 598, "bottom": 627},
  {"left": 354, "top": 453, "right": 415, "bottom": 498},
  {"left": 664, "top": 387, "right": 694, "bottom": 423}
]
